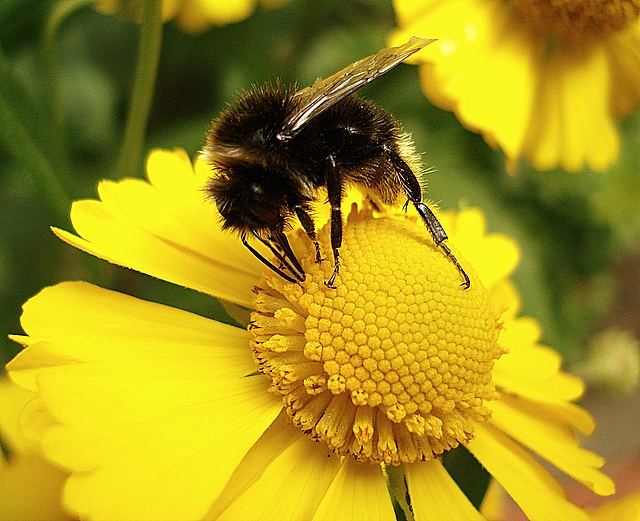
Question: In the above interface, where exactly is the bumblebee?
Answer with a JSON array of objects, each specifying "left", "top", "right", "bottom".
[{"left": 202, "top": 37, "right": 470, "bottom": 289}]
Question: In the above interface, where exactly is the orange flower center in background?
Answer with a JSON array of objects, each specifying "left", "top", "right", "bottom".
[
  {"left": 513, "top": 0, "right": 640, "bottom": 40},
  {"left": 249, "top": 208, "right": 505, "bottom": 464}
]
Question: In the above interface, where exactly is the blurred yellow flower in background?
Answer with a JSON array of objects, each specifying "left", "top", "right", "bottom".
[
  {"left": 588, "top": 491, "right": 640, "bottom": 520},
  {"left": 5, "top": 149, "right": 614, "bottom": 520},
  {"left": 97, "top": 0, "right": 289, "bottom": 31},
  {"left": 0, "top": 379, "right": 74, "bottom": 521},
  {"left": 481, "top": 475, "right": 640, "bottom": 521},
  {"left": 391, "top": 0, "right": 640, "bottom": 172}
]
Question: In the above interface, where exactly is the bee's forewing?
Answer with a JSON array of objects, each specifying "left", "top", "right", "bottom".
[{"left": 278, "top": 36, "right": 435, "bottom": 140}]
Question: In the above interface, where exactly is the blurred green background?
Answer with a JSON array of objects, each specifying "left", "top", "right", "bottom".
[{"left": 1, "top": 0, "right": 639, "bottom": 384}]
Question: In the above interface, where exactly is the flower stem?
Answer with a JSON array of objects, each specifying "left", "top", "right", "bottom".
[{"left": 114, "top": 0, "right": 163, "bottom": 179}]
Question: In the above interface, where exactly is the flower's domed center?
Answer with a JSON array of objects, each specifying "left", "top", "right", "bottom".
[
  {"left": 249, "top": 206, "right": 505, "bottom": 465},
  {"left": 513, "top": 0, "right": 640, "bottom": 40}
]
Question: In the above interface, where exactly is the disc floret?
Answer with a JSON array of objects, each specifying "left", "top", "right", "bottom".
[{"left": 513, "top": 0, "right": 640, "bottom": 41}]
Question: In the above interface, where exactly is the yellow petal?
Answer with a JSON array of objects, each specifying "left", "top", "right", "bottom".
[
  {"left": 11, "top": 281, "right": 256, "bottom": 383},
  {"left": 18, "top": 394, "right": 59, "bottom": 447},
  {"left": 541, "top": 401, "right": 596, "bottom": 435},
  {"left": 405, "top": 459, "right": 485, "bottom": 521},
  {"left": 206, "top": 411, "right": 299, "bottom": 518},
  {"left": 493, "top": 314, "right": 586, "bottom": 402},
  {"left": 199, "top": 0, "right": 254, "bottom": 24},
  {"left": 210, "top": 426, "right": 341, "bottom": 521},
  {"left": 395, "top": 0, "right": 542, "bottom": 160},
  {"left": 0, "top": 453, "right": 72, "bottom": 521},
  {"left": 488, "top": 280, "right": 522, "bottom": 319},
  {"left": 524, "top": 46, "right": 619, "bottom": 172},
  {"left": 0, "top": 378, "right": 37, "bottom": 453},
  {"left": 468, "top": 423, "right": 589, "bottom": 521},
  {"left": 494, "top": 339, "right": 561, "bottom": 383},
  {"left": 493, "top": 391, "right": 595, "bottom": 436},
  {"left": 438, "top": 208, "right": 521, "bottom": 289},
  {"left": 54, "top": 148, "right": 262, "bottom": 308},
  {"left": 462, "top": 234, "right": 520, "bottom": 290},
  {"left": 494, "top": 350, "right": 585, "bottom": 403},
  {"left": 311, "top": 458, "right": 394, "bottom": 521},
  {"left": 221, "top": 301, "right": 252, "bottom": 327},
  {"left": 498, "top": 315, "right": 542, "bottom": 349},
  {"left": 588, "top": 491, "right": 640, "bottom": 521},
  {"left": 489, "top": 396, "right": 615, "bottom": 495},
  {"left": 36, "top": 353, "right": 278, "bottom": 520},
  {"left": 174, "top": 7, "right": 212, "bottom": 33},
  {"left": 7, "top": 281, "right": 282, "bottom": 521},
  {"left": 479, "top": 478, "right": 507, "bottom": 521},
  {"left": 444, "top": 16, "right": 540, "bottom": 161},
  {"left": 391, "top": 0, "right": 437, "bottom": 29},
  {"left": 0, "top": 381, "right": 69, "bottom": 521}
]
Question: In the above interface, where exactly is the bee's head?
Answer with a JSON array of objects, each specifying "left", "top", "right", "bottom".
[
  {"left": 201, "top": 82, "right": 302, "bottom": 235},
  {"left": 204, "top": 162, "right": 290, "bottom": 235}
]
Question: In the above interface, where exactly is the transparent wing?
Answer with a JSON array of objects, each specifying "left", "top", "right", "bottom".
[{"left": 277, "top": 36, "right": 435, "bottom": 140}]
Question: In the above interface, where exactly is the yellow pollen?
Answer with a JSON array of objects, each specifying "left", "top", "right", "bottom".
[
  {"left": 249, "top": 206, "right": 505, "bottom": 465},
  {"left": 513, "top": 0, "right": 640, "bottom": 41}
]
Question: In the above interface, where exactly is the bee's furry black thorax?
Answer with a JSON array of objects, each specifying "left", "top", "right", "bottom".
[{"left": 202, "top": 81, "right": 418, "bottom": 234}]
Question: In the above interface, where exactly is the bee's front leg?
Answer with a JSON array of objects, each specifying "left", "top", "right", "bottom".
[{"left": 294, "top": 205, "right": 325, "bottom": 263}]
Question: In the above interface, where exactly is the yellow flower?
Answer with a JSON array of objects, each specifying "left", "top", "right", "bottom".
[
  {"left": 0, "top": 378, "right": 74, "bottom": 520},
  {"left": 390, "top": 0, "right": 640, "bottom": 172},
  {"left": 6, "top": 149, "right": 614, "bottom": 520},
  {"left": 97, "top": 0, "right": 288, "bottom": 31}
]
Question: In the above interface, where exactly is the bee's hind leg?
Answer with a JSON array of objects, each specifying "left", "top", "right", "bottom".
[
  {"left": 295, "top": 206, "right": 324, "bottom": 263},
  {"left": 388, "top": 151, "right": 471, "bottom": 289}
]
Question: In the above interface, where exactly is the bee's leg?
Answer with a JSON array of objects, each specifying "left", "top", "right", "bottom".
[
  {"left": 388, "top": 151, "right": 471, "bottom": 289},
  {"left": 325, "top": 155, "right": 342, "bottom": 289},
  {"left": 270, "top": 230, "right": 306, "bottom": 278},
  {"left": 251, "top": 228, "right": 305, "bottom": 282},
  {"left": 242, "top": 233, "right": 299, "bottom": 283},
  {"left": 294, "top": 206, "right": 325, "bottom": 263}
]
